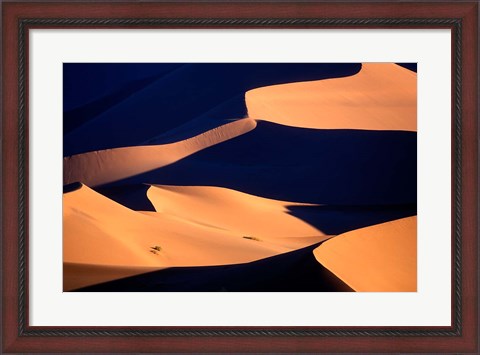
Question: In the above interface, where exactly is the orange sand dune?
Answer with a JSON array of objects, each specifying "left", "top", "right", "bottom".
[
  {"left": 313, "top": 216, "right": 417, "bottom": 292},
  {"left": 246, "top": 63, "right": 416, "bottom": 131},
  {"left": 146, "top": 184, "right": 330, "bottom": 242},
  {"left": 63, "top": 183, "right": 330, "bottom": 289},
  {"left": 63, "top": 117, "right": 256, "bottom": 187}
]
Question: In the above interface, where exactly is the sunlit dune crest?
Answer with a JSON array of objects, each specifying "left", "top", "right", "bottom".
[
  {"left": 147, "top": 184, "right": 329, "bottom": 242},
  {"left": 63, "top": 183, "right": 331, "bottom": 290},
  {"left": 63, "top": 63, "right": 362, "bottom": 156},
  {"left": 63, "top": 63, "right": 417, "bottom": 292},
  {"left": 313, "top": 216, "right": 417, "bottom": 292},
  {"left": 63, "top": 117, "right": 256, "bottom": 187},
  {"left": 246, "top": 63, "right": 416, "bottom": 131}
]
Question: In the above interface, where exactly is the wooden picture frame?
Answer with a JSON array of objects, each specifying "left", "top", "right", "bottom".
[{"left": 2, "top": 1, "right": 478, "bottom": 353}]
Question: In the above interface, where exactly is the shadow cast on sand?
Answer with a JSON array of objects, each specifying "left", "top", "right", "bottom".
[
  {"left": 64, "top": 63, "right": 361, "bottom": 156},
  {"left": 396, "top": 63, "right": 417, "bottom": 72},
  {"left": 74, "top": 242, "right": 353, "bottom": 292},
  {"left": 287, "top": 204, "right": 417, "bottom": 235},
  {"left": 64, "top": 72, "right": 169, "bottom": 135},
  {"left": 105, "top": 121, "right": 417, "bottom": 206},
  {"left": 94, "top": 184, "right": 156, "bottom": 211},
  {"left": 64, "top": 63, "right": 417, "bottom": 292}
]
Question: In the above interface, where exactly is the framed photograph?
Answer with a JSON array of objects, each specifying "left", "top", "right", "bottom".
[{"left": 2, "top": 1, "right": 478, "bottom": 353}]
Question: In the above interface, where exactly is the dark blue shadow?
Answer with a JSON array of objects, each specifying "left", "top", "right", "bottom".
[
  {"left": 74, "top": 242, "right": 353, "bottom": 292},
  {"left": 396, "top": 63, "right": 417, "bottom": 72},
  {"left": 287, "top": 204, "right": 416, "bottom": 235},
  {"left": 105, "top": 121, "right": 416, "bottom": 206},
  {"left": 63, "top": 63, "right": 361, "bottom": 156},
  {"left": 94, "top": 184, "right": 156, "bottom": 212},
  {"left": 63, "top": 63, "right": 183, "bottom": 111},
  {"left": 64, "top": 72, "right": 173, "bottom": 135}
]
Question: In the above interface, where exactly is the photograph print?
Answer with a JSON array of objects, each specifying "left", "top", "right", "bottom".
[{"left": 63, "top": 63, "right": 417, "bottom": 292}]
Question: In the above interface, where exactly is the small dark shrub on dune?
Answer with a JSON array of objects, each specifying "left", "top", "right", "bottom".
[
  {"left": 150, "top": 245, "right": 162, "bottom": 254},
  {"left": 243, "top": 236, "right": 261, "bottom": 241}
]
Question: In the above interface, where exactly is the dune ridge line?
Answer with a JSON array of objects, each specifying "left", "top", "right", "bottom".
[
  {"left": 63, "top": 117, "right": 256, "bottom": 187},
  {"left": 313, "top": 216, "right": 417, "bottom": 292},
  {"left": 63, "top": 183, "right": 332, "bottom": 289},
  {"left": 246, "top": 63, "right": 417, "bottom": 131}
]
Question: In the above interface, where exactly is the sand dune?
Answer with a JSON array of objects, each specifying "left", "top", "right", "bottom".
[
  {"left": 146, "top": 184, "right": 329, "bottom": 242},
  {"left": 313, "top": 216, "right": 417, "bottom": 292},
  {"left": 246, "top": 63, "right": 416, "bottom": 131},
  {"left": 76, "top": 242, "right": 353, "bottom": 292},
  {"left": 63, "top": 183, "right": 330, "bottom": 290},
  {"left": 63, "top": 117, "right": 256, "bottom": 187},
  {"left": 63, "top": 63, "right": 417, "bottom": 292},
  {"left": 64, "top": 63, "right": 182, "bottom": 113},
  {"left": 64, "top": 63, "right": 361, "bottom": 156},
  {"left": 118, "top": 120, "right": 416, "bottom": 205},
  {"left": 64, "top": 64, "right": 183, "bottom": 134}
]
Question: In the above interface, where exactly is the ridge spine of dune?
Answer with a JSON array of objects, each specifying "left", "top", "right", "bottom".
[
  {"left": 63, "top": 62, "right": 417, "bottom": 292},
  {"left": 63, "top": 183, "right": 332, "bottom": 289},
  {"left": 313, "top": 216, "right": 417, "bottom": 292},
  {"left": 63, "top": 117, "right": 256, "bottom": 187}
]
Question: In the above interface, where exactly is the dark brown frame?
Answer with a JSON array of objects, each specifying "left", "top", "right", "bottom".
[{"left": 2, "top": 1, "right": 478, "bottom": 353}]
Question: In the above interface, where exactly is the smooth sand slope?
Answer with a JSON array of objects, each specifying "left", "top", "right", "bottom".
[
  {"left": 246, "top": 63, "right": 416, "bottom": 131},
  {"left": 63, "top": 117, "right": 256, "bottom": 187},
  {"left": 63, "top": 63, "right": 417, "bottom": 292},
  {"left": 313, "top": 216, "right": 417, "bottom": 292},
  {"left": 64, "top": 63, "right": 361, "bottom": 156},
  {"left": 121, "top": 120, "right": 416, "bottom": 206},
  {"left": 147, "top": 184, "right": 328, "bottom": 244},
  {"left": 63, "top": 183, "right": 330, "bottom": 290}
]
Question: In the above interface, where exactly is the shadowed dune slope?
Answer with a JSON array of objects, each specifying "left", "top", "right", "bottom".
[
  {"left": 93, "top": 185, "right": 416, "bottom": 235},
  {"left": 63, "top": 63, "right": 417, "bottom": 292},
  {"left": 94, "top": 184, "right": 157, "bottom": 211},
  {"left": 286, "top": 204, "right": 416, "bottom": 235},
  {"left": 64, "top": 263, "right": 162, "bottom": 292},
  {"left": 246, "top": 63, "right": 416, "bottom": 131},
  {"left": 63, "top": 117, "right": 256, "bottom": 187},
  {"left": 63, "top": 183, "right": 331, "bottom": 289},
  {"left": 64, "top": 63, "right": 183, "bottom": 112},
  {"left": 75, "top": 242, "right": 353, "bottom": 292},
  {"left": 63, "top": 64, "right": 184, "bottom": 134},
  {"left": 110, "top": 121, "right": 417, "bottom": 205},
  {"left": 313, "top": 216, "right": 417, "bottom": 292},
  {"left": 63, "top": 63, "right": 361, "bottom": 156},
  {"left": 143, "top": 95, "right": 248, "bottom": 145},
  {"left": 396, "top": 63, "right": 417, "bottom": 72}
]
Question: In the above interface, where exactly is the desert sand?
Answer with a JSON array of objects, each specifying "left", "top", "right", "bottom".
[
  {"left": 64, "top": 63, "right": 361, "bottom": 156},
  {"left": 122, "top": 119, "right": 416, "bottom": 206},
  {"left": 63, "top": 183, "right": 331, "bottom": 290},
  {"left": 63, "top": 117, "right": 256, "bottom": 187},
  {"left": 77, "top": 242, "right": 353, "bottom": 292},
  {"left": 313, "top": 216, "right": 417, "bottom": 292},
  {"left": 146, "top": 184, "right": 327, "bottom": 241},
  {"left": 63, "top": 263, "right": 163, "bottom": 292},
  {"left": 63, "top": 63, "right": 417, "bottom": 291},
  {"left": 246, "top": 63, "right": 416, "bottom": 131}
]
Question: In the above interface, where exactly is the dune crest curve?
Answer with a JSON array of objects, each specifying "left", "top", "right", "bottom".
[
  {"left": 246, "top": 63, "right": 416, "bottom": 131},
  {"left": 64, "top": 183, "right": 331, "bottom": 289},
  {"left": 313, "top": 216, "right": 417, "bottom": 292},
  {"left": 147, "top": 184, "right": 330, "bottom": 242},
  {"left": 63, "top": 117, "right": 256, "bottom": 187}
]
